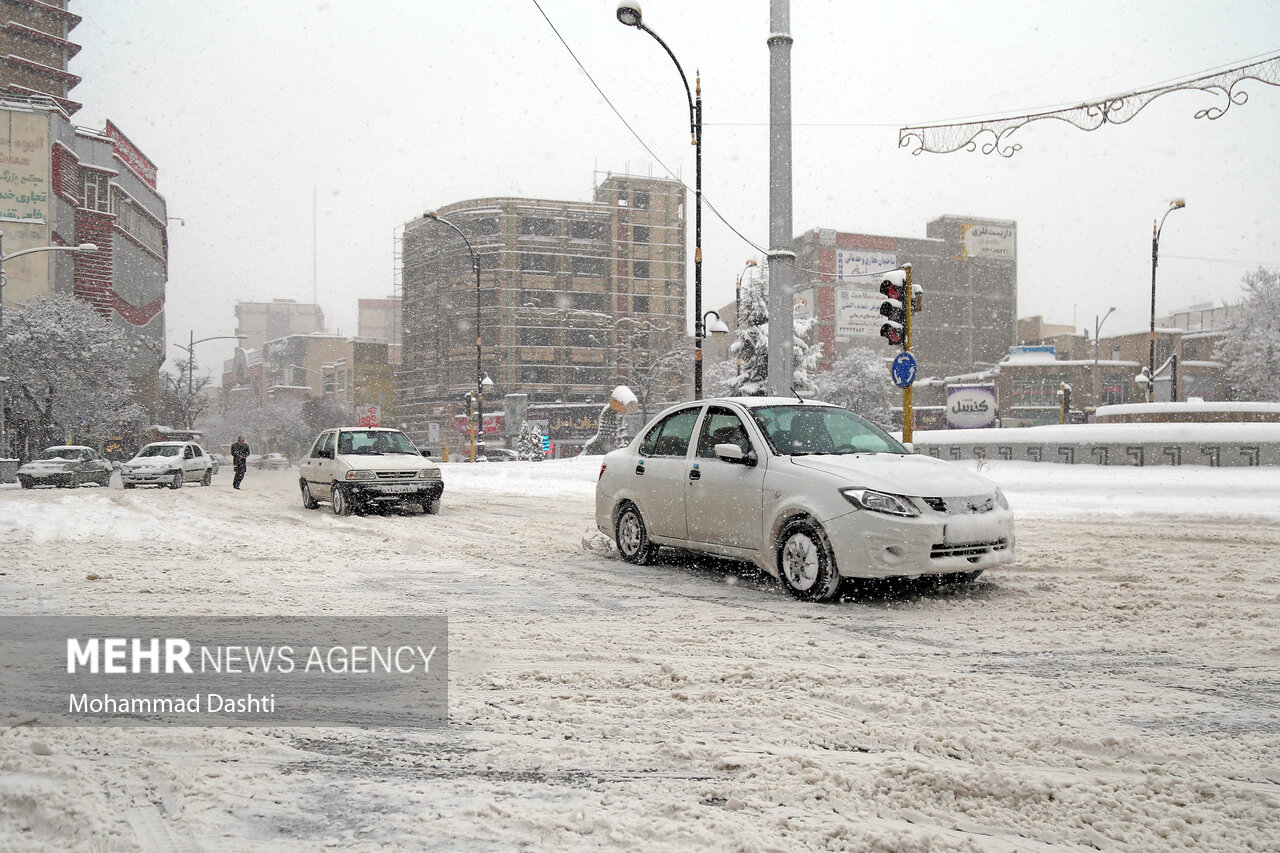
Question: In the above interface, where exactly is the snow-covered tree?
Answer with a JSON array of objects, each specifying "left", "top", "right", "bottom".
[
  {"left": 812, "top": 346, "right": 897, "bottom": 428},
  {"left": 158, "top": 359, "right": 213, "bottom": 430},
  {"left": 1217, "top": 266, "right": 1280, "bottom": 401},
  {"left": 727, "top": 268, "right": 769, "bottom": 395},
  {"left": 2, "top": 294, "right": 145, "bottom": 452},
  {"left": 517, "top": 420, "right": 544, "bottom": 461},
  {"left": 726, "top": 267, "right": 823, "bottom": 396}
]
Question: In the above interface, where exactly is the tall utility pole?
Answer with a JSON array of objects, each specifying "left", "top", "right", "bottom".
[{"left": 765, "top": 0, "right": 795, "bottom": 396}]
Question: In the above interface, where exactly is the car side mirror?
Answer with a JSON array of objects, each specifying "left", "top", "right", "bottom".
[
  {"left": 901, "top": 441, "right": 914, "bottom": 454},
  {"left": 714, "top": 443, "right": 756, "bottom": 466}
]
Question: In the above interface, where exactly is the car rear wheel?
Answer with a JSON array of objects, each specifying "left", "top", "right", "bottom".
[
  {"left": 300, "top": 481, "right": 319, "bottom": 509},
  {"left": 331, "top": 484, "right": 352, "bottom": 516},
  {"left": 778, "top": 518, "right": 841, "bottom": 602},
  {"left": 69, "top": 474, "right": 80, "bottom": 488},
  {"left": 169, "top": 471, "right": 183, "bottom": 490},
  {"left": 123, "top": 482, "right": 136, "bottom": 489},
  {"left": 615, "top": 503, "right": 656, "bottom": 565}
]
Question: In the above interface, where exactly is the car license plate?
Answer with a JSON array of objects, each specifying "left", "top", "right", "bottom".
[
  {"left": 943, "top": 514, "right": 1000, "bottom": 545},
  {"left": 373, "top": 483, "right": 418, "bottom": 494}
]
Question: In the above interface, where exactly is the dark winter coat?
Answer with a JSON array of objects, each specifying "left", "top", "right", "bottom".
[{"left": 231, "top": 441, "right": 251, "bottom": 469}]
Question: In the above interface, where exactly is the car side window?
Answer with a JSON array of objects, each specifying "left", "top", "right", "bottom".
[
  {"left": 696, "top": 407, "right": 753, "bottom": 459},
  {"left": 192, "top": 446, "right": 203, "bottom": 457},
  {"left": 639, "top": 408, "right": 700, "bottom": 458},
  {"left": 314, "top": 432, "right": 334, "bottom": 457},
  {"left": 184, "top": 445, "right": 194, "bottom": 459}
]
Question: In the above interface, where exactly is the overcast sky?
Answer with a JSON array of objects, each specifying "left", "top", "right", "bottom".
[{"left": 68, "top": 0, "right": 1280, "bottom": 377}]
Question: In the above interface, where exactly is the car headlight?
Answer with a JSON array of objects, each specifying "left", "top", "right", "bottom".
[
  {"left": 345, "top": 470, "right": 376, "bottom": 481},
  {"left": 419, "top": 469, "right": 441, "bottom": 480},
  {"left": 840, "top": 488, "right": 921, "bottom": 517},
  {"left": 994, "top": 487, "right": 1009, "bottom": 510}
]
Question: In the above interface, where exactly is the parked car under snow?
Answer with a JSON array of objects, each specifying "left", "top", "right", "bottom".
[{"left": 17, "top": 446, "right": 113, "bottom": 489}]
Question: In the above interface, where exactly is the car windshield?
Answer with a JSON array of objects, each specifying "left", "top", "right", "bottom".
[
  {"left": 137, "top": 445, "right": 181, "bottom": 458},
  {"left": 37, "top": 448, "right": 80, "bottom": 460},
  {"left": 750, "top": 405, "right": 907, "bottom": 456},
  {"left": 337, "top": 430, "right": 418, "bottom": 456}
]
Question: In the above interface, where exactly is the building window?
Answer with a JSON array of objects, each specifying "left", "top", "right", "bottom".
[
  {"left": 633, "top": 295, "right": 649, "bottom": 313},
  {"left": 82, "top": 172, "right": 111, "bottom": 213},
  {"left": 633, "top": 260, "right": 650, "bottom": 280},
  {"left": 570, "top": 255, "right": 606, "bottom": 277},
  {"left": 570, "top": 220, "right": 607, "bottom": 241},
  {"left": 520, "top": 217, "right": 558, "bottom": 238},
  {"left": 1009, "top": 376, "right": 1062, "bottom": 409},
  {"left": 632, "top": 190, "right": 650, "bottom": 210},
  {"left": 520, "top": 253, "right": 556, "bottom": 273},
  {"left": 567, "top": 292, "right": 606, "bottom": 312},
  {"left": 633, "top": 225, "right": 650, "bottom": 244},
  {"left": 469, "top": 217, "right": 499, "bottom": 236},
  {"left": 522, "top": 366, "right": 558, "bottom": 384}
]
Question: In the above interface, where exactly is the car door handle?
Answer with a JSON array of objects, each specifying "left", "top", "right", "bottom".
[
  {"left": 688, "top": 468, "right": 700, "bottom": 481},
  {"left": 635, "top": 464, "right": 645, "bottom": 475}
]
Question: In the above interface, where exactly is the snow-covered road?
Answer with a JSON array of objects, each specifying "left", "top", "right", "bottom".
[{"left": 2, "top": 461, "right": 1278, "bottom": 851}]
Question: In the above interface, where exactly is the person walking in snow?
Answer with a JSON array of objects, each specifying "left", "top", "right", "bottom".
[{"left": 231, "top": 436, "right": 251, "bottom": 490}]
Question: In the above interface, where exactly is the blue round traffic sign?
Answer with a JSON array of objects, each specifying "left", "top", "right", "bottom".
[{"left": 891, "top": 351, "right": 917, "bottom": 389}]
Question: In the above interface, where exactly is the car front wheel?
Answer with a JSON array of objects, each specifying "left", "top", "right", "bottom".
[
  {"left": 423, "top": 496, "right": 441, "bottom": 515},
  {"left": 201, "top": 468, "right": 213, "bottom": 486},
  {"left": 778, "top": 518, "right": 841, "bottom": 602},
  {"left": 331, "top": 484, "right": 352, "bottom": 516},
  {"left": 169, "top": 471, "right": 183, "bottom": 490},
  {"left": 615, "top": 503, "right": 656, "bottom": 565},
  {"left": 18, "top": 477, "right": 32, "bottom": 489}
]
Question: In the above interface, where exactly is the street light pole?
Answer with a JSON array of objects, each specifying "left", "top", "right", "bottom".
[
  {"left": 1148, "top": 199, "right": 1186, "bottom": 403},
  {"left": 616, "top": 3, "right": 705, "bottom": 398},
  {"left": 1092, "top": 306, "right": 1116, "bottom": 411},
  {"left": 0, "top": 232, "right": 98, "bottom": 458},
  {"left": 170, "top": 332, "right": 248, "bottom": 430},
  {"left": 426, "top": 211, "right": 484, "bottom": 462}
]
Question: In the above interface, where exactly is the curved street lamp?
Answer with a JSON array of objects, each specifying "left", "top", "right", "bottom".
[
  {"left": 171, "top": 332, "right": 249, "bottom": 430},
  {"left": 616, "top": 2, "right": 706, "bottom": 398},
  {"left": 1148, "top": 199, "right": 1186, "bottom": 402},
  {"left": 426, "top": 211, "right": 485, "bottom": 462},
  {"left": 0, "top": 235, "right": 99, "bottom": 458},
  {"left": 1091, "top": 306, "right": 1116, "bottom": 410}
]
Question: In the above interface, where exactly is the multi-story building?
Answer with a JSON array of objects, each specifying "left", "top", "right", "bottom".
[
  {"left": 234, "top": 299, "right": 325, "bottom": 352},
  {"left": 358, "top": 297, "right": 401, "bottom": 349},
  {"left": 790, "top": 216, "right": 1018, "bottom": 380},
  {"left": 397, "top": 173, "right": 687, "bottom": 447},
  {"left": 0, "top": 0, "right": 81, "bottom": 111},
  {"left": 1, "top": 2, "right": 169, "bottom": 429}
]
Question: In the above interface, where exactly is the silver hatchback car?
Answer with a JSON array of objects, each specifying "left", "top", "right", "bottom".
[{"left": 595, "top": 398, "right": 1015, "bottom": 601}]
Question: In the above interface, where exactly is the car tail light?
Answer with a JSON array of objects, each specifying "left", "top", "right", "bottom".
[{"left": 598, "top": 462, "right": 607, "bottom": 481}]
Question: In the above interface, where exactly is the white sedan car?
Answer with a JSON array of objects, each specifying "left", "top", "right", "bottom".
[
  {"left": 121, "top": 441, "right": 216, "bottom": 489},
  {"left": 17, "top": 446, "right": 113, "bottom": 488},
  {"left": 595, "top": 398, "right": 1015, "bottom": 601}
]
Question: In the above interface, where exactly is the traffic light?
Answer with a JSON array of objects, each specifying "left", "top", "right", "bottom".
[{"left": 878, "top": 272, "right": 907, "bottom": 347}]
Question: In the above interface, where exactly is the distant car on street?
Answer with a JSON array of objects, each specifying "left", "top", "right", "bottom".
[
  {"left": 17, "top": 446, "right": 113, "bottom": 489},
  {"left": 252, "top": 452, "right": 290, "bottom": 470},
  {"left": 485, "top": 448, "right": 520, "bottom": 462},
  {"left": 121, "top": 441, "right": 216, "bottom": 489},
  {"left": 596, "top": 397, "right": 1015, "bottom": 601}
]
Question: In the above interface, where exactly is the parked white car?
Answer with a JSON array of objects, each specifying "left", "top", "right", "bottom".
[
  {"left": 121, "top": 441, "right": 216, "bottom": 489},
  {"left": 595, "top": 398, "right": 1015, "bottom": 601},
  {"left": 17, "top": 446, "right": 113, "bottom": 489},
  {"left": 299, "top": 427, "right": 444, "bottom": 515}
]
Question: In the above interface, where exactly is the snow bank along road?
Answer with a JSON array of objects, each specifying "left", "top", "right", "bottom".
[{"left": 1, "top": 462, "right": 1278, "bottom": 851}]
